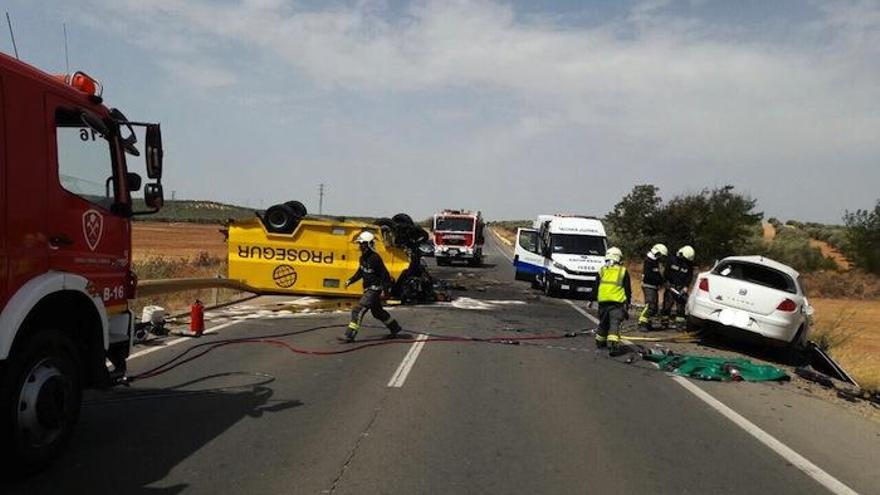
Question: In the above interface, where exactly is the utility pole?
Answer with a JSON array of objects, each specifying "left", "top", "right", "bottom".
[{"left": 318, "top": 183, "right": 325, "bottom": 215}]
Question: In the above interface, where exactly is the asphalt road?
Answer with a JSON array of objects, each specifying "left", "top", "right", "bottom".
[{"left": 4, "top": 236, "right": 879, "bottom": 494}]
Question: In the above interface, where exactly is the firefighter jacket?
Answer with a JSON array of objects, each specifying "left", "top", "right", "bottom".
[
  {"left": 665, "top": 255, "right": 694, "bottom": 288},
  {"left": 349, "top": 250, "right": 392, "bottom": 291},
  {"left": 642, "top": 254, "right": 665, "bottom": 288}
]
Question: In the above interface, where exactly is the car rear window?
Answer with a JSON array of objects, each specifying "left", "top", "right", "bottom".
[{"left": 712, "top": 261, "right": 797, "bottom": 294}]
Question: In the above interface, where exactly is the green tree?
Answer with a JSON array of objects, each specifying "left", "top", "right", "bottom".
[
  {"left": 844, "top": 200, "right": 880, "bottom": 274},
  {"left": 604, "top": 184, "right": 662, "bottom": 258}
]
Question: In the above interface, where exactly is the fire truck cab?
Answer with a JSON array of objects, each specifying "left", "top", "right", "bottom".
[
  {"left": 0, "top": 53, "right": 164, "bottom": 470},
  {"left": 433, "top": 209, "right": 484, "bottom": 266}
]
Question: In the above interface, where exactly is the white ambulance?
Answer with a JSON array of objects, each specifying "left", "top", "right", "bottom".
[{"left": 513, "top": 215, "right": 607, "bottom": 298}]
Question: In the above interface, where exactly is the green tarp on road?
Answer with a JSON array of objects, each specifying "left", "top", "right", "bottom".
[{"left": 644, "top": 353, "right": 789, "bottom": 382}]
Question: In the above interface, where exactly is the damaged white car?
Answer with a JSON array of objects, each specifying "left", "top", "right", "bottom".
[{"left": 686, "top": 256, "right": 813, "bottom": 348}]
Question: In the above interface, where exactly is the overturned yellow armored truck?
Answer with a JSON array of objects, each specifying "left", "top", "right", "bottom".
[{"left": 227, "top": 201, "right": 430, "bottom": 298}]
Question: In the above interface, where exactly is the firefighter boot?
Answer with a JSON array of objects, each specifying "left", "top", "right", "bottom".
[
  {"left": 386, "top": 318, "right": 402, "bottom": 338},
  {"left": 345, "top": 323, "right": 359, "bottom": 342}
]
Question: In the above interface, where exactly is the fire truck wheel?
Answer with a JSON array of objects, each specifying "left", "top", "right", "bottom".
[
  {"left": 264, "top": 204, "right": 299, "bottom": 233},
  {"left": 283, "top": 201, "right": 308, "bottom": 218},
  {"left": 0, "top": 329, "right": 82, "bottom": 474},
  {"left": 392, "top": 213, "right": 414, "bottom": 225}
]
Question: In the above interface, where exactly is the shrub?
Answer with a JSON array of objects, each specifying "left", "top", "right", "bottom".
[{"left": 844, "top": 200, "right": 880, "bottom": 275}]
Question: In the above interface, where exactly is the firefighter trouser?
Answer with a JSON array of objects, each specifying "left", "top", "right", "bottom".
[
  {"left": 348, "top": 289, "right": 399, "bottom": 333},
  {"left": 661, "top": 286, "right": 687, "bottom": 320},
  {"left": 596, "top": 302, "right": 625, "bottom": 347},
  {"left": 639, "top": 286, "right": 660, "bottom": 325}
]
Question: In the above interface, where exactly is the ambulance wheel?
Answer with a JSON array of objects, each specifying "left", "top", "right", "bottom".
[
  {"left": 284, "top": 201, "right": 308, "bottom": 218},
  {"left": 392, "top": 213, "right": 414, "bottom": 225},
  {"left": 265, "top": 204, "right": 299, "bottom": 233},
  {"left": 0, "top": 329, "right": 82, "bottom": 475}
]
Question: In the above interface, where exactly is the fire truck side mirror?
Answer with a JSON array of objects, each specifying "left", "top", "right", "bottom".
[
  {"left": 144, "top": 183, "right": 164, "bottom": 210},
  {"left": 145, "top": 124, "right": 163, "bottom": 180}
]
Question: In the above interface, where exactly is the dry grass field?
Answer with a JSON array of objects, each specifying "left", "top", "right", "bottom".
[
  {"left": 131, "top": 222, "right": 241, "bottom": 316},
  {"left": 132, "top": 222, "right": 227, "bottom": 262}
]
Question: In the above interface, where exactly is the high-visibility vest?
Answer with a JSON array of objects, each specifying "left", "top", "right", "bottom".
[{"left": 598, "top": 264, "right": 627, "bottom": 303}]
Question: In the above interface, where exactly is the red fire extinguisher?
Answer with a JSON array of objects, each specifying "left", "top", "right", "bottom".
[{"left": 190, "top": 299, "right": 205, "bottom": 337}]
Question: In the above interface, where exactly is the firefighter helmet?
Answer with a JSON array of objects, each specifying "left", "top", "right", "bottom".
[
  {"left": 650, "top": 243, "right": 668, "bottom": 258},
  {"left": 355, "top": 231, "right": 376, "bottom": 248},
  {"left": 678, "top": 245, "right": 695, "bottom": 261},
  {"left": 605, "top": 247, "right": 623, "bottom": 263}
]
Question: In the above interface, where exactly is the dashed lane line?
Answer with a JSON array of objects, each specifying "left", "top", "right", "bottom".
[{"left": 387, "top": 334, "right": 428, "bottom": 388}]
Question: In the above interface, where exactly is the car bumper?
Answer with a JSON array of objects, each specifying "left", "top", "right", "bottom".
[
  {"left": 435, "top": 247, "right": 477, "bottom": 259},
  {"left": 548, "top": 273, "right": 598, "bottom": 297},
  {"left": 688, "top": 296, "right": 803, "bottom": 344}
]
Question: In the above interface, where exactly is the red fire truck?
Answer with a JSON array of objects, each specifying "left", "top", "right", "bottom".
[
  {"left": 0, "top": 52, "right": 164, "bottom": 470},
  {"left": 433, "top": 209, "right": 484, "bottom": 266}
]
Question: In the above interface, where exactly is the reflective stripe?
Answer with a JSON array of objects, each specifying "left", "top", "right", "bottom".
[
  {"left": 348, "top": 322, "right": 360, "bottom": 330},
  {"left": 607, "top": 334, "right": 620, "bottom": 343},
  {"left": 598, "top": 265, "right": 627, "bottom": 303},
  {"left": 642, "top": 283, "right": 658, "bottom": 289},
  {"left": 595, "top": 335, "right": 607, "bottom": 342}
]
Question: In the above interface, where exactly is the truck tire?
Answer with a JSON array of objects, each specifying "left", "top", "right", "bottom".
[
  {"left": 392, "top": 213, "right": 414, "bottom": 225},
  {"left": 0, "top": 329, "right": 82, "bottom": 475},
  {"left": 264, "top": 204, "right": 299, "bottom": 233},
  {"left": 468, "top": 255, "right": 482, "bottom": 267},
  {"left": 283, "top": 201, "right": 308, "bottom": 218}
]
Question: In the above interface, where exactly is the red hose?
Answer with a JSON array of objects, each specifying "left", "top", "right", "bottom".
[{"left": 130, "top": 332, "right": 575, "bottom": 381}]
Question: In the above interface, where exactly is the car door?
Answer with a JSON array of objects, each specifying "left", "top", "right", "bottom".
[
  {"left": 46, "top": 97, "right": 130, "bottom": 311},
  {"left": 514, "top": 228, "right": 545, "bottom": 281}
]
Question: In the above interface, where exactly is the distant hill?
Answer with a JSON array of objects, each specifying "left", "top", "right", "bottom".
[{"left": 132, "top": 199, "right": 255, "bottom": 224}]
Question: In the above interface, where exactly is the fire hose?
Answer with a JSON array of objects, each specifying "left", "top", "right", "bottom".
[{"left": 126, "top": 324, "right": 697, "bottom": 383}]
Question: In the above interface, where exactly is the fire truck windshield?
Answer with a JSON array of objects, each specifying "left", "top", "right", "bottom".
[
  {"left": 55, "top": 108, "right": 117, "bottom": 210},
  {"left": 436, "top": 217, "right": 474, "bottom": 232}
]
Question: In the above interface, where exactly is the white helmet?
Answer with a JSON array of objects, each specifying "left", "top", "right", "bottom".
[
  {"left": 355, "top": 231, "right": 376, "bottom": 247},
  {"left": 650, "top": 243, "right": 669, "bottom": 257},
  {"left": 677, "top": 245, "right": 695, "bottom": 261},
  {"left": 605, "top": 247, "right": 623, "bottom": 263}
]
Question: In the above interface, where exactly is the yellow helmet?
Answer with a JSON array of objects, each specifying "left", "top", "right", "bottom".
[
  {"left": 650, "top": 243, "right": 668, "bottom": 257},
  {"left": 677, "top": 245, "right": 695, "bottom": 261},
  {"left": 605, "top": 247, "right": 623, "bottom": 263}
]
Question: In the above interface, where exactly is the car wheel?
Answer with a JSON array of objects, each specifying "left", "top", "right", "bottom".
[
  {"left": 283, "top": 200, "right": 308, "bottom": 218},
  {"left": 0, "top": 329, "right": 82, "bottom": 475},
  {"left": 543, "top": 279, "right": 557, "bottom": 297},
  {"left": 264, "top": 204, "right": 299, "bottom": 233}
]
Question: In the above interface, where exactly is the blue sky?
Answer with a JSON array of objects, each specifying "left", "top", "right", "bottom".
[{"left": 3, "top": 0, "right": 878, "bottom": 223}]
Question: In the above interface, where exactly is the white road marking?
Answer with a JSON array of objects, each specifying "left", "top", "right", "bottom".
[
  {"left": 563, "top": 299, "right": 599, "bottom": 324},
  {"left": 128, "top": 320, "right": 242, "bottom": 360},
  {"left": 387, "top": 333, "right": 428, "bottom": 388},
  {"left": 672, "top": 376, "right": 859, "bottom": 495},
  {"left": 561, "top": 300, "right": 860, "bottom": 495}
]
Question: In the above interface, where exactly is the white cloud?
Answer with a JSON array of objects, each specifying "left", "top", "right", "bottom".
[{"left": 68, "top": 0, "right": 880, "bottom": 220}]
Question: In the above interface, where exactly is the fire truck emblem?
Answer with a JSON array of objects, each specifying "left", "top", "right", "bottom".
[{"left": 82, "top": 209, "right": 104, "bottom": 251}]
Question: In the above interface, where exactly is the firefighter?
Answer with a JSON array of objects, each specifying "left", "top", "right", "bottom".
[
  {"left": 661, "top": 245, "right": 695, "bottom": 329},
  {"left": 344, "top": 231, "right": 402, "bottom": 342},
  {"left": 596, "top": 247, "right": 632, "bottom": 352},
  {"left": 639, "top": 243, "right": 668, "bottom": 331}
]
